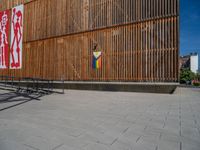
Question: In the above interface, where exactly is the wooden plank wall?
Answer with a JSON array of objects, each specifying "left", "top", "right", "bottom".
[{"left": 0, "top": 0, "right": 179, "bottom": 82}]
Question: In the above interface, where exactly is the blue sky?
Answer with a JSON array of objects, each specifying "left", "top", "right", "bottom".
[{"left": 180, "top": 0, "right": 200, "bottom": 56}]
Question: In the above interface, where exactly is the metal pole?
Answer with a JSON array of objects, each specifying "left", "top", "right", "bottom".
[
  {"left": 18, "top": 78, "right": 21, "bottom": 93},
  {"left": 62, "top": 79, "right": 65, "bottom": 94}
]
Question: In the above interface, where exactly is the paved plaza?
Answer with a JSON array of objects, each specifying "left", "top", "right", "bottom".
[{"left": 0, "top": 87, "right": 200, "bottom": 150}]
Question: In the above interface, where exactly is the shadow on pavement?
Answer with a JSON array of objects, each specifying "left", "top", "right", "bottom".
[{"left": 0, "top": 91, "right": 43, "bottom": 112}]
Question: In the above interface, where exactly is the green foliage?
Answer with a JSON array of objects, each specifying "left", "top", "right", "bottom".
[
  {"left": 196, "top": 73, "right": 200, "bottom": 80},
  {"left": 193, "top": 82, "right": 200, "bottom": 87},
  {"left": 180, "top": 68, "right": 196, "bottom": 84}
]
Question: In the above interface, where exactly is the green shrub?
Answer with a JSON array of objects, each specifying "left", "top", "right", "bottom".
[
  {"left": 180, "top": 68, "right": 196, "bottom": 84},
  {"left": 193, "top": 82, "right": 200, "bottom": 86}
]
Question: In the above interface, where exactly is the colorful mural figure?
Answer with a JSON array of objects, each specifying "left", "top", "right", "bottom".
[
  {"left": 10, "top": 5, "right": 23, "bottom": 69},
  {"left": 0, "top": 10, "right": 9, "bottom": 69},
  {"left": 92, "top": 51, "right": 102, "bottom": 69}
]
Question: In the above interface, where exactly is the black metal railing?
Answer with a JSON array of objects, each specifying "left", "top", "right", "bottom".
[{"left": 0, "top": 76, "right": 64, "bottom": 95}]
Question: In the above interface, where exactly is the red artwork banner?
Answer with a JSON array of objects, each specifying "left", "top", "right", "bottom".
[
  {"left": 10, "top": 5, "right": 23, "bottom": 69},
  {"left": 0, "top": 10, "right": 9, "bottom": 69}
]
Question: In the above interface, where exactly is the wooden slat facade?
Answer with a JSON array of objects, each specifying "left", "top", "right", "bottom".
[{"left": 0, "top": 0, "right": 179, "bottom": 82}]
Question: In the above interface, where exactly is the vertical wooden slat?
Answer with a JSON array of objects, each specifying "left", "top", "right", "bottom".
[{"left": 0, "top": 0, "right": 179, "bottom": 82}]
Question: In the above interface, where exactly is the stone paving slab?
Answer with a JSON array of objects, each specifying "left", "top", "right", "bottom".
[{"left": 0, "top": 87, "right": 200, "bottom": 150}]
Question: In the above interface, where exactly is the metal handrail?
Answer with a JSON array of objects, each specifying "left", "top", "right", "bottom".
[{"left": 0, "top": 76, "right": 64, "bottom": 94}]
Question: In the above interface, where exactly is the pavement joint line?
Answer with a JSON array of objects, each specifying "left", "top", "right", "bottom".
[
  {"left": 159, "top": 133, "right": 162, "bottom": 140},
  {"left": 136, "top": 136, "right": 142, "bottom": 143},
  {"left": 68, "top": 133, "right": 83, "bottom": 138},
  {"left": 52, "top": 143, "right": 64, "bottom": 150},
  {"left": 162, "top": 122, "right": 165, "bottom": 128},
  {"left": 122, "top": 127, "right": 129, "bottom": 134},
  {"left": 180, "top": 142, "right": 182, "bottom": 150},
  {"left": 111, "top": 138, "right": 118, "bottom": 145},
  {"left": 24, "top": 144, "right": 40, "bottom": 150},
  {"left": 96, "top": 140, "right": 110, "bottom": 146}
]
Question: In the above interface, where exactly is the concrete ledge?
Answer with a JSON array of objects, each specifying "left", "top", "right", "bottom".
[
  {"left": 0, "top": 81, "right": 178, "bottom": 94},
  {"left": 61, "top": 82, "right": 178, "bottom": 94}
]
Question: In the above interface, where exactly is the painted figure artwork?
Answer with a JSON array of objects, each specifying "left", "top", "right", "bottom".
[
  {"left": 10, "top": 5, "right": 23, "bottom": 69},
  {"left": 0, "top": 10, "right": 9, "bottom": 69},
  {"left": 92, "top": 51, "right": 102, "bottom": 69}
]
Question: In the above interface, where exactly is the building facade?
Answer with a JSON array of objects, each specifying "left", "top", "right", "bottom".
[
  {"left": 190, "top": 54, "right": 199, "bottom": 73},
  {"left": 180, "top": 53, "right": 199, "bottom": 74},
  {"left": 0, "top": 0, "right": 179, "bottom": 82}
]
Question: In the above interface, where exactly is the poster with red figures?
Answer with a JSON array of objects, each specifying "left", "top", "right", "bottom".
[
  {"left": 0, "top": 10, "right": 9, "bottom": 69},
  {"left": 10, "top": 5, "right": 23, "bottom": 69}
]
